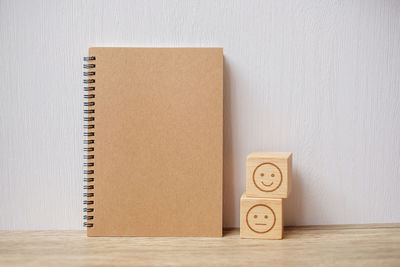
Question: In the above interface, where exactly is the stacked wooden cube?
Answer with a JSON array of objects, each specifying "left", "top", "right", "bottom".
[{"left": 240, "top": 152, "right": 292, "bottom": 239}]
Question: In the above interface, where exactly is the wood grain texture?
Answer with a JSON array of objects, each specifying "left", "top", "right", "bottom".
[
  {"left": 1, "top": 0, "right": 400, "bottom": 230},
  {"left": 1, "top": 225, "right": 400, "bottom": 266}
]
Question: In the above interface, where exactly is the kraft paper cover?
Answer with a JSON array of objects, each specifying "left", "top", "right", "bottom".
[{"left": 86, "top": 48, "right": 223, "bottom": 237}]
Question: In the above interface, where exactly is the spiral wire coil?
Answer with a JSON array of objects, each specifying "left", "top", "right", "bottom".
[{"left": 83, "top": 56, "right": 96, "bottom": 227}]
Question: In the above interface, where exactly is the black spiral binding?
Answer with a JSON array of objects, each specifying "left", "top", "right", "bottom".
[{"left": 83, "top": 56, "right": 96, "bottom": 228}]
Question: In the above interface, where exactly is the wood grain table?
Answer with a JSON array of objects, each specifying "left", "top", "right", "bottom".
[{"left": 1, "top": 224, "right": 399, "bottom": 266}]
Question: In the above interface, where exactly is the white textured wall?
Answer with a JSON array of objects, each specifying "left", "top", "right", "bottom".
[{"left": 1, "top": 0, "right": 399, "bottom": 230}]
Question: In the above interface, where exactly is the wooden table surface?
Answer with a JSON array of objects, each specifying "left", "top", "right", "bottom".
[{"left": 1, "top": 224, "right": 400, "bottom": 266}]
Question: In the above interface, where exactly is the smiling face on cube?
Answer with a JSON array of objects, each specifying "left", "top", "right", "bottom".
[
  {"left": 252, "top": 162, "right": 282, "bottom": 192},
  {"left": 246, "top": 204, "right": 276, "bottom": 233}
]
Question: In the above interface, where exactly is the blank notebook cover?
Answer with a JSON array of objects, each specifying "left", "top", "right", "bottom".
[{"left": 83, "top": 48, "right": 223, "bottom": 237}]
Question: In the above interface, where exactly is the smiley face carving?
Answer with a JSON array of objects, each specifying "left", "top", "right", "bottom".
[
  {"left": 252, "top": 162, "right": 283, "bottom": 192},
  {"left": 246, "top": 204, "right": 276, "bottom": 233}
]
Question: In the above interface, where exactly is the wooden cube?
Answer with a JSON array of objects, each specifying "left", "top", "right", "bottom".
[
  {"left": 246, "top": 152, "right": 292, "bottom": 198},
  {"left": 240, "top": 193, "right": 283, "bottom": 239}
]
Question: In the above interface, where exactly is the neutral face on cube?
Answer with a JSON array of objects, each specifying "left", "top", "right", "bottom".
[
  {"left": 246, "top": 204, "right": 276, "bottom": 233},
  {"left": 252, "top": 162, "right": 282, "bottom": 192}
]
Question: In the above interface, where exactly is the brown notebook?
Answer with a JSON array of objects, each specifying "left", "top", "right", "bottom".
[{"left": 83, "top": 48, "right": 223, "bottom": 237}]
